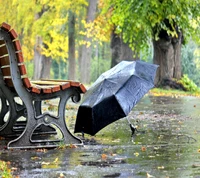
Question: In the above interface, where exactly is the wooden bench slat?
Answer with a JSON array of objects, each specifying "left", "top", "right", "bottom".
[
  {"left": 31, "top": 86, "right": 41, "bottom": 94},
  {"left": 13, "top": 40, "right": 21, "bottom": 51},
  {"left": 0, "top": 55, "right": 10, "bottom": 66},
  {"left": 0, "top": 40, "right": 5, "bottom": 46},
  {"left": 79, "top": 83, "right": 87, "bottom": 93},
  {"left": 70, "top": 81, "right": 81, "bottom": 87},
  {"left": 42, "top": 88, "right": 52, "bottom": 94},
  {"left": 0, "top": 45, "right": 8, "bottom": 57},
  {"left": 52, "top": 85, "right": 61, "bottom": 93},
  {"left": 1, "top": 66, "right": 11, "bottom": 76},
  {"left": 31, "top": 80, "right": 66, "bottom": 85},
  {"left": 16, "top": 52, "right": 24, "bottom": 63},
  {"left": 9, "top": 29, "right": 18, "bottom": 40},
  {"left": 18, "top": 64, "right": 27, "bottom": 75},
  {"left": 1, "top": 22, "right": 11, "bottom": 31},
  {"left": 22, "top": 77, "right": 32, "bottom": 89},
  {"left": 61, "top": 82, "right": 71, "bottom": 90},
  {"left": 4, "top": 78, "right": 14, "bottom": 87}
]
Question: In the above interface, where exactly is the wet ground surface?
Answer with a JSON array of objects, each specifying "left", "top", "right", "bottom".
[{"left": 1, "top": 95, "right": 200, "bottom": 178}]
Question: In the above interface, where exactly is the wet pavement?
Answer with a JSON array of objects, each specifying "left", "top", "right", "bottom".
[{"left": 0, "top": 95, "right": 200, "bottom": 178}]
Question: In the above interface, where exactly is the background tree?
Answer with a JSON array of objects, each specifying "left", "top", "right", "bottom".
[
  {"left": 68, "top": 10, "right": 76, "bottom": 80},
  {"left": 80, "top": 0, "right": 98, "bottom": 84},
  {"left": 102, "top": 0, "right": 200, "bottom": 86},
  {"left": 0, "top": 0, "right": 88, "bottom": 80}
]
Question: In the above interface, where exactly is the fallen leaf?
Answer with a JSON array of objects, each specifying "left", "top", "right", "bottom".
[
  {"left": 54, "top": 157, "right": 59, "bottom": 163},
  {"left": 41, "top": 161, "right": 50, "bottom": 165},
  {"left": 157, "top": 166, "right": 164, "bottom": 169},
  {"left": 141, "top": 146, "right": 146, "bottom": 152},
  {"left": 31, "top": 156, "right": 41, "bottom": 160},
  {"left": 134, "top": 152, "right": 139, "bottom": 157},
  {"left": 59, "top": 173, "right": 65, "bottom": 178},
  {"left": 101, "top": 154, "right": 107, "bottom": 159},
  {"left": 69, "top": 144, "right": 77, "bottom": 148},
  {"left": 11, "top": 167, "right": 17, "bottom": 171},
  {"left": 110, "top": 153, "right": 116, "bottom": 156},
  {"left": 36, "top": 148, "right": 47, "bottom": 153},
  {"left": 147, "top": 172, "right": 154, "bottom": 177}
]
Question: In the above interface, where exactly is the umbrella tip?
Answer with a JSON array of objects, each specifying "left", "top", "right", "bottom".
[{"left": 130, "top": 124, "right": 137, "bottom": 136}]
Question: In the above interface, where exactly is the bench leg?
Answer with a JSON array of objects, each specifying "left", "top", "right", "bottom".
[
  {"left": 0, "top": 95, "right": 9, "bottom": 126},
  {"left": 7, "top": 88, "right": 82, "bottom": 149},
  {"left": 0, "top": 90, "right": 26, "bottom": 137}
]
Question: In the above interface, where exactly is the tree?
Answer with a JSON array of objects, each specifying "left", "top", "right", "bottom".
[
  {"left": 80, "top": 0, "right": 98, "bottom": 84},
  {"left": 111, "top": 28, "right": 139, "bottom": 67},
  {"left": 102, "top": 0, "right": 200, "bottom": 86},
  {"left": 68, "top": 10, "right": 76, "bottom": 80},
  {"left": 0, "top": 0, "right": 88, "bottom": 80}
]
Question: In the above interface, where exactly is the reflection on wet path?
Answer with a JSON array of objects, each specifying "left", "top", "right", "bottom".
[{"left": 0, "top": 95, "right": 200, "bottom": 178}]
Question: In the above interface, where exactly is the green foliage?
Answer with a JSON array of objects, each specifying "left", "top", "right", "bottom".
[
  {"left": 25, "top": 61, "right": 34, "bottom": 79},
  {"left": 0, "top": 160, "right": 12, "bottom": 178},
  {"left": 90, "top": 43, "right": 111, "bottom": 83},
  {"left": 178, "top": 74, "right": 199, "bottom": 92},
  {"left": 181, "top": 41, "right": 200, "bottom": 86},
  {"left": 0, "top": 0, "right": 88, "bottom": 61},
  {"left": 105, "top": 0, "right": 200, "bottom": 52}
]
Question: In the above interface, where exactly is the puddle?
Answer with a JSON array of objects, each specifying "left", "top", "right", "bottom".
[{"left": 0, "top": 95, "right": 200, "bottom": 177}]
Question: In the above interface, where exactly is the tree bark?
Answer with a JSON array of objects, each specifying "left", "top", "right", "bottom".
[
  {"left": 68, "top": 10, "right": 76, "bottom": 80},
  {"left": 111, "top": 30, "right": 138, "bottom": 68},
  {"left": 40, "top": 56, "right": 52, "bottom": 79},
  {"left": 153, "top": 32, "right": 182, "bottom": 86},
  {"left": 33, "top": 36, "right": 43, "bottom": 79},
  {"left": 33, "top": 10, "right": 52, "bottom": 80},
  {"left": 33, "top": 36, "right": 52, "bottom": 80},
  {"left": 80, "top": 0, "right": 98, "bottom": 84}
]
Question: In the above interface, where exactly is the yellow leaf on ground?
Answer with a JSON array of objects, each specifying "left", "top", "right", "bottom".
[
  {"left": 134, "top": 152, "right": 139, "bottom": 157},
  {"left": 41, "top": 161, "right": 50, "bottom": 165},
  {"left": 59, "top": 173, "right": 65, "bottom": 178},
  {"left": 147, "top": 172, "right": 154, "bottom": 177},
  {"left": 157, "top": 166, "right": 164, "bottom": 169},
  {"left": 54, "top": 157, "right": 59, "bottom": 163}
]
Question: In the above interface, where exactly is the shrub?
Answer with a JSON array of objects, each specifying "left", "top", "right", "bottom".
[{"left": 178, "top": 74, "right": 199, "bottom": 92}]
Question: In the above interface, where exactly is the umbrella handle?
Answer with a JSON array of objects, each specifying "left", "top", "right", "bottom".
[{"left": 130, "top": 124, "right": 137, "bottom": 136}]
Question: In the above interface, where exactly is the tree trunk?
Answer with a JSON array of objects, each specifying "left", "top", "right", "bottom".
[
  {"left": 40, "top": 56, "right": 52, "bottom": 79},
  {"left": 80, "top": 0, "right": 98, "bottom": 84},
  {"left": 111, "top": 30, "right": 138, "bottom": 68},
  {"left": 33, "top": 10, "right": 52, "bottom": 80},
  {"left": 33, "top": 36, "right": 52, "bottom": 80},
  {"left": 33, "top": 36, "right": 43, "bottom": 79},
  {"left": 153, "top": 32, "right": 182, "bottom": 86},
  {"left": 68, "top": 10, "right": 76, "bottom": 80}
]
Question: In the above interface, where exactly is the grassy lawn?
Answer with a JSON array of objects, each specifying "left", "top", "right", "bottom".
[{"left": 150, "top": 87, "right": 200, "bottom": 97}]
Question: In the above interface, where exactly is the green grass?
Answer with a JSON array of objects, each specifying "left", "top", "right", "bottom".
[
  {"left": 0, "top": 160, "right": 12, "bottom": 178},
  {"left": 150, "top": 88, "right": 200, "bottom": 97}
]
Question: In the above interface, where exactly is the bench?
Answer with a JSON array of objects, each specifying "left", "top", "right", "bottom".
[{"left": 0, "top": 22, "right": 86, "bottom": 149}]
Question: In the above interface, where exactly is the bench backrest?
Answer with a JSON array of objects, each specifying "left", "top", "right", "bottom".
[
  {"left": 0, "top": 22, "right": 86, "bottom": 95},
  {"left": 0, "top": 22, "right": 31, "bottom": 89}
]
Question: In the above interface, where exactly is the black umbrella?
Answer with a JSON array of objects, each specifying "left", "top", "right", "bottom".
[{"left": 74, "top": 60, "right": 158, "bottom": 136}]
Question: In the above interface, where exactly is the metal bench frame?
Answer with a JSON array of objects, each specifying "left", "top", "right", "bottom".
[{"left": 0, "top": 23, "right": 86, "bottom": 149}]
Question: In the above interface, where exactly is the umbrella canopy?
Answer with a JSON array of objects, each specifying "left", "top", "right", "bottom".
[{"left": 74, "top": 60, "right": 158, "bottom": 136}]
